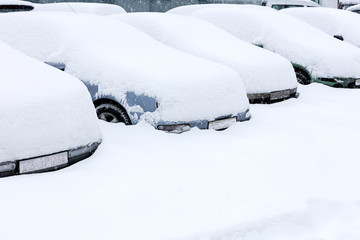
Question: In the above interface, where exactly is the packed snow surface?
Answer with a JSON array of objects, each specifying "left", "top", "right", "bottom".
[
  {"left": 0, "top": 12, "right": 249, "bottom": 125},
  {"left": 113, "top": 12, "right": 297, "bottom": 94},
  {"left": 283, "top": 7, "right": 360, "bottom": 48},
  {"left": 0, "top": 41, "right": 101, "bottom": 163},
  {"left": 170, "top": 4, "right": 360, "bottom": 79},
  {"left": 1, "top": 84, "right": 360, "bottom": 240},
  {"left": 34, "top": 2, "right": 126, "bottom": 15}
]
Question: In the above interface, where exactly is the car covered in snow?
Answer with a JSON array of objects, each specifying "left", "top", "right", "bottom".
[
  {"left": 347, "top": 3, "right": 360, "bottom": 13},
  {"left": 261, "top": 0, "right": 320, "bottom": 10},
  {"left": 283, "top": 7, "right": 360, "bottom": 48},
  {"left": 34, "top": 2, "right": 126, "bottom": 15},
  {"left": 0, "top": 41, "right": 102, "bottom": 177},
  {"left": 0, "top": 0, "right": 33, "bottom": 13},
  {"left": 169, "top": 4, "right": 360, "bottom": 88},
  {"left": 0, "top": 0, "right": 126, "bottom": 15},
  {"left": 0, "top": 12, "right": 250, "bottom": 133},
  {"left": 112, "top": 12, "right": 298, "bottom": 103},
  {"left": 338, "top": 0, "right": 360, "bottom": 9}
]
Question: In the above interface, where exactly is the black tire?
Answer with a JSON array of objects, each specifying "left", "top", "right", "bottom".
[
  {"left": 295, "top": 69, "right": 311, "bottom": 85},
  {"left": 95, "top": 103, "right": 131, "bottom": 125}
]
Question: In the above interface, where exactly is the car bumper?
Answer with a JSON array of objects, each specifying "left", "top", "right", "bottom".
[
  {"left": 247, "top": 88, "right": 298, "bottom": 104},
  {"left": 315, "top": 78, "right": 360, "bottom": 88},
  {"left": 156, "top": 109, "right": 251, "bottom": 133},
  {"left": 0, "top": 141, "right": 101, "bottom": 178}
]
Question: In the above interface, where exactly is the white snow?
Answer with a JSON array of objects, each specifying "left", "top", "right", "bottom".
[
  {"left": 264, "top": 0, "right": 320, "bottom": 8},
  {"left": 112, "top": 12, "right": 297, "bottom": 95},
  {"left": 347, "top": 3, "right": 360, "bottom": 11},
  {"left": 1, "top": 83, "right": 360, "bottom": 240},
  {"left": 170, "top": 4, "right": 360, "bottom": 79},
  {"left": 0, "top": 12, "right": 249, "bottom": 126},
  {"left": 283, "top": 7, "right": 360, "bottom": 48},
  {"left": 33, "top": 2, "right": 126, "bottom": 15},
  {"left": 0, "top": 40, "right": 102, "bottom": 163},
  {"left": 0, "top": 0, "right": 33, "bottom": 6},
  {"left": 339, "top": 0, "right": 360, "bottom": 5}
]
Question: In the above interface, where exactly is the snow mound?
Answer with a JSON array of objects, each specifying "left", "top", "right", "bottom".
[
  {"left": 283, "top": 7, "right": 360, "bottom": 48},
  {"left": 173, "top": 4, "right": 360, "bottom": 79},
  {"left": 0, "top": 40, "right": 102, "bottom": 163},
  {"left": 34, "top": 2, "right": 126, "bottom": 15},
  {"left": 0, "top": 0, "right": 33, "bottom": 6},
  {"left": 0, "top": 12, "right": 249, "bottom": 125},
  {"left": 112, "top": 12, "right": 297, "bottom": 95}
]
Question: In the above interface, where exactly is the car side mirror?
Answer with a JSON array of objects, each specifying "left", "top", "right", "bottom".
[
  {"left": 333, "top": 35, "right": 344, "bottom": 41},
  {"left": 45, "top": 62, "right": 66, "bottom": 71}
]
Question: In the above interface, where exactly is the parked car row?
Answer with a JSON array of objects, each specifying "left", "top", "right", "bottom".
[
  {"left": 1, "top": 3, "right": 360, "bottom": 177},
  {"left": 169, "top": 4, "right": 360, "bottom": 88}
]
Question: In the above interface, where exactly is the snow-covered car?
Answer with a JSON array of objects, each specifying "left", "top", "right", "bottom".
[
  {"left": 261, "top": 0, "right": 320, "bottom": 10},
  {"left": 0, "top": 0, "right": 33, "bottom": 13},
  {"left": 283, "top": 8, "right": 360, "bottom": 48},
  {"left": 112, "top": 12, "right": 298, "bottom": 103},
  {"left": 34, "top": 2, "right": 126, "bottom": 15},
  {"left": 0, "top": 41, "right": 102, "bottom": 177},
  {"left": 0, "top": 12, "right": 250, "bottom": 133},
  {"left": 347, "top": 3, "right": 360, "bottom": 13},
  {"left": 169, "top": 4, "right": 360, "bottom": 88},
  {"left": 338, "top": 0, "right": 360, "bottom": 9},
  {"left": 0, "top": 0, "right": 126, "bottom": 15}
]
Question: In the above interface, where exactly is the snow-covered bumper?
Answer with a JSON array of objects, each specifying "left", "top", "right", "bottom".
[
  {"left": 156, "top": 109, "right": 251, "bottom": 133},
  {"left": 315, "top": 78, "right": 360, "bottom": 88},
  {"left": 247, "top": 88, "right": 298, "bottom": 104},
  {"left": 0, "top": 142, "right": 101, "bottom": 178}
]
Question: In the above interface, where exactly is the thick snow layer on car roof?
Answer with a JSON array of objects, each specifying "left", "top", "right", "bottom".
[
  {"left": 347, "top": 3, "right": 360, "bottom": 11},
  {"left": 0, "top": 41, "right": 102, "bottom": 163},
  {"left": 34, "top": 2, "right": 126, "bottom": 15},
  {"left": 339, "top": 0, "right": 360, "bottom": 4},
  {"left": 0, "top": 0, "right": 33, "bottom": 6},
  {"left": 0, "top": 12, "right": 249, "bottom": 124},
  {"left": 173, "top": 4, "right": 360, "bottom": 79},
  {"left": 112, "top": 12, "right": 297, "bottom": 95},
  {"left": 283, "top": 8, "right": 360, "bottom": 48},
  {"left": 168, "top": 3, "right": 231, "bottom": 15}
]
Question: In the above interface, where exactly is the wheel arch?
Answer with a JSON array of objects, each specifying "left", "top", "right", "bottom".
[
  {"left": 292, "top": 63, "right": 312, "bottom": 84},
  {"left": 93, "top": 98, "right": 133, "bottom": 125}
]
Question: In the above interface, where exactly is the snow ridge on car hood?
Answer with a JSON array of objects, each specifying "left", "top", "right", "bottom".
[
  {"left": 112, "top": 12, "right": 297, "bottom": 94},
  {"left": 0, "top": 12, "right": 249, "bottom": 124},
  {"left": 0, "top": 41, "right": 102, "bottom": 163},
  {"left": 171, "top": 4, "right": 360, "bottom": 79}
]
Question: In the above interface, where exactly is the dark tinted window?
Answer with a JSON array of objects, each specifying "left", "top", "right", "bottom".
[
  {"left": 271, "top": 4, "right": 302, "bottom": 10},
  {"left": 0, "top": 5, "right": 34, "bottom": 13}
]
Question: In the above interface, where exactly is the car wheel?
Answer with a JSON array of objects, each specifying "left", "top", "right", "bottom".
[
  {"left": 295, "top": 69, "right": 311, "bottom": 85},
  {"left": 95, "top": 103, "right": 131, "bottom": 124}
]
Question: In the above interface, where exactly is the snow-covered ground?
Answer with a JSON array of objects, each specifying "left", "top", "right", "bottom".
[{"left": 1, "top": 84, "right": 360, "bottom": 240}]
